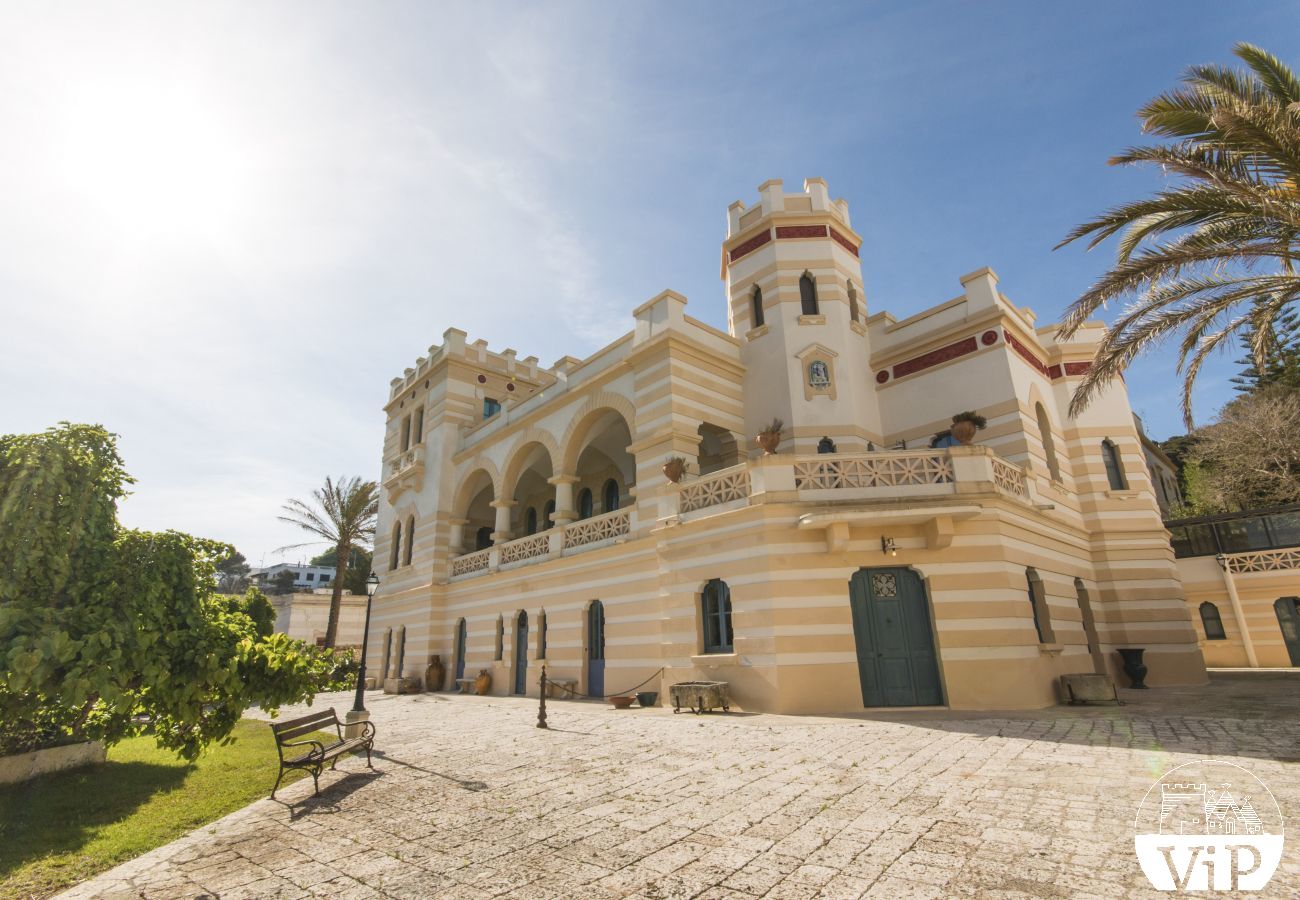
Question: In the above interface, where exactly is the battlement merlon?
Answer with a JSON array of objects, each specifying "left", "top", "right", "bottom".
[
  {"left": 1162, "top": 783, "right": 1208, "bottom": 794},
  {"left": 726, "top": 177, "right": 853, "bottom": 238},
  {"left": 386, "top": 326, "right": 555, "bottom": 407}
]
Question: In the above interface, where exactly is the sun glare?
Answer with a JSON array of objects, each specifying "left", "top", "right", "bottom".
[{"left": 53, "top": 79, "right": 254, "bottom": 246}]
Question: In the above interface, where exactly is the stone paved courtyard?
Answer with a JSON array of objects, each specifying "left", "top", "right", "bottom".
[{"left": 64, "top": 673, "right": 1300, "bottom": 899}]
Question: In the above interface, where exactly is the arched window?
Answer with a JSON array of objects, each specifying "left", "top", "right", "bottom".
[
  {"left": 848, "top": 282, "right": 859, "bottom": 323},
  {"left": 413, "top": 407, "right": 424, "bottom": 445},
  {"left": 403, "top": 514, "right": 415, "bottom": 566},
  {"left": 525, "top": 507, "right": 538, "bottom": 535},
  {"left": 1025, "top": 568, "right": 1054, "bottom": 643},
  {"left": 578, "top": 488, "right": 593, "bottom": 520},
  {"left": 799, "top": 272, "right": 818, "bottom": 316},
  {"left": 475, "top": 525, "right": 493, "bottom": 551},
  {"left": 399, "top": 415, "right": 412, "bottom": 452},
  {"left": 538, "top": 610, "right": 548, "bottom": 659},
  {"left": 701, "top": 579, "right": 734, "bottom": 654},
  {"left": 1199, "top": 602, "right": 1227, "bottom": 640},
  {"left": 543, "top": 500, "right": 555, "bottom": 529},
  {"left": 390, "top": 521, "right": 402, "bottom": 570},
  {"left": 602, "top": 479, "right": 620, "bottom": 513},
  {"left": 1035, "top": 403, "right": 1061, "bottom": 482},
  {"left": 495, "top": 615, "right": 504, "bottom": 660},
  {"left": 751, "top": 286, "right": 764, "bottom": 328},
  {"left": 1102, "top": 439, "right": 1127, "bottom": 490}
]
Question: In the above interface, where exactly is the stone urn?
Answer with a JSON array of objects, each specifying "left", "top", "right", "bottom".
[
  {"left": 755, "top": 418, "right": 784, "bottom": 455},
  {"left": 662, "top": 457, "right": 686, "bottom": 484},
  {"left": 1117, "top": 648, "right": 1149, "bottom": 689},
  {"left": 950, "top": 420, "right": 978, "bottom": 445},
  {"left": 473, "top": 669, "right": 492, "bottom": 695},
  {"left": 425, "top": 655, "right": 445, "bottom": 692}
]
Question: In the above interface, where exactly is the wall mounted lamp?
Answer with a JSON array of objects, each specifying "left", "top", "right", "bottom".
[{"left": 881, "top": 536, "right": 897, "bottom": 557}]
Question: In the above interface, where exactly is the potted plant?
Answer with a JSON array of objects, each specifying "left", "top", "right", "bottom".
[
  {"left": 755, "top": 418, "right": 784, "bottom": 455},
  {"left": 662, "top": 456, "right": 687, "bottom": 484},
  {"left": 949, "top": 411, "right": 987, "bottom": 445}
]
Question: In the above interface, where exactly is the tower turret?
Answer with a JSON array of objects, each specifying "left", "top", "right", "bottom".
[{"left": 722, "top": 178, "right": 881, "bottom": 452}]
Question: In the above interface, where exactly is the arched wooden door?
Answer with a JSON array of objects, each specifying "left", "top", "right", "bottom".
[
  {"left": 587, "top": 600, "right": 605, "bottom": 697},
  {"left": 514, "top": 611, "right": 529, "bottom": 694},
  {"left": 1275, "top": 598, "right": 1300, "bottom": 666},
  {"left": 454, "top": 619, "right": 467, "bottom": 681},
  {"left": 849, "top": 568, "right": 942, "bottom": 707}
]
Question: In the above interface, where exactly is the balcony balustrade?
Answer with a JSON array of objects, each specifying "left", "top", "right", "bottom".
[
  {"left": 383, "top": 444, "right": 425, "bottom": 501},
  {"left": 450, "top": 507, "right": 632, "bottom": 580}
]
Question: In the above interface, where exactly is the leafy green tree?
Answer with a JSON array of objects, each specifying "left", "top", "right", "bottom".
[
  {"left": 1056, "top": 43, "right": 1300, "bottom": 427},
  {"left": 215, "top": 549, "right": 251, "bottom": 593},
  {"left": 309, "top": 546, "right": 374, "bottom": 597},
  {"left": 270, "top": 569, "right": 297, "bottom": 595},
  {"left": 0, "top": 423, "right": 335, "bottom": 759},
  {"left": 278, "top": 477, "right": 378, "bottom": 648},
  {"left": 224, "top": 587, "right": 276, "bottom": 638},
  {"left": 1232, "top": 308, "right": 1300, "bottom": 394},
  {"left": 1188, "top": 387, "right": 1300, "bottom": 510}
]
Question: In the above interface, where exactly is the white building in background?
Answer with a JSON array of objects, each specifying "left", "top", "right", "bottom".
[
  {"left": 250, "top": 563, "right": 337, "bottom": 591},
  {"left": 271, "top": 591, "right": 368, "bottom": 648}
]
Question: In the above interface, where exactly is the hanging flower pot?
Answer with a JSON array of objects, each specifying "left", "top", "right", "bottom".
[{"left": 662, "top": 456, "right": 687, "bottom": 484}]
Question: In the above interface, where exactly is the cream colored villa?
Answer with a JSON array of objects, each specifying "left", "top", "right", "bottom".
[{"left": 366, "top": 178, "right": 1208, "bottom": 712}]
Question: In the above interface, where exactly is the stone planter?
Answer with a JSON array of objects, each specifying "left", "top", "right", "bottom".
[
  {"left": 383, "top": 676, "right": 423, "bottom": 694},
  {"left": 609, "top": 695, "right": 635, "bottom": 709},
  {"left": 0, "top": 741, "right": 106, "bottom": 786},
  {"left": 756, "top": 431, "right": 781, "bottom": 455},
  {"left": 669, "top": 681, "right": 731, "bottom": 714},
  {"left": 1117, "top": 648, "right": 1149, "bottom": 689}
]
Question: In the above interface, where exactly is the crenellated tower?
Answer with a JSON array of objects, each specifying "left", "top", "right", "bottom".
[{"left": 722, "top": 178, "right": 882, "bottom": 452}]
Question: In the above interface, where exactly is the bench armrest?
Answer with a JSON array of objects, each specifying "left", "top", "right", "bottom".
[
  {"left": 279, "top": 738, "right": 326, "bottom": 762},
  {"left": 357, "top": 721, "right": 376, "bottom": 742}
]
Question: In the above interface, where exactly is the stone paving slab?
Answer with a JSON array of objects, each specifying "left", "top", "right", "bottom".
[{"left": 59, "top": 673, "right": 1300, "bottom": 898}]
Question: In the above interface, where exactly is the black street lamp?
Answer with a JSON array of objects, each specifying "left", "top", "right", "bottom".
[{"left": 352, "top": 572, "right": 380, "bottom": 714}]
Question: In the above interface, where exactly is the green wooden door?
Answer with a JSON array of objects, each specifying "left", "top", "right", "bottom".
[{"left": 850, "top": 568, "right": 942, "bottom": 707}]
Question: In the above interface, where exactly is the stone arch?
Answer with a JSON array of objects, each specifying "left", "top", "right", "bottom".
[
  {"left": 452, "top": 462, "right": 500, "bottom": 519},
  {"left": 559, "top": 391, "right": 638, "bottom": 474},
  {"left": 501, "top": 427, "right": 562, "bottom": 498}
]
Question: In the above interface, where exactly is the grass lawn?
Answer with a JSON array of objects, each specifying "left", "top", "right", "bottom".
[{"left": 0, "top": 718, "right": 321, "bottom": 899}]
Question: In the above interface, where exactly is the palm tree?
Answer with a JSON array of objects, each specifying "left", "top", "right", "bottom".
[
  {"left": 277, "top": 476, "right": 379, "bottom": 648},
  {"left": 1056, "top": 43, "right": 1300, "bottom": 427}
]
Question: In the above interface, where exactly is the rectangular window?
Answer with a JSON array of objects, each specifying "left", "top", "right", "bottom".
[
  {"left": 305, "top": 573, "right": 314, "bottom": 580},
  {"left": 319, "top": 574, "right": 331, "bottom": 583},
  {"left": 1265, "top": 512, "right": 1300, "bottom": 548},
  {"left": 484, "top": 398, "right": 501, "bottom": 419},
  {"left": 1215, "top": 517, "right": 1271, "bottom": 553}
]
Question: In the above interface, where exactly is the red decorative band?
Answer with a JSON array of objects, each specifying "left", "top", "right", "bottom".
[
  {"left": 830, "top": 229, "right": 859, "bottom": 256},
  {"left": 980, "top": 330, "right": 999, "bottom": 346},
  {"left": 876, "top": 370, "right": 890, "bottom": 384},
  {"left": 1047, "top": 364, "right": 1062, "bottom": 379},
  {"left": 729, "top": 229, "right": 772, "bottom": 263},
  {"left": 1063, "top": 361, "right": 1092, "bottom": 376},
  {"left": 775, "top": 225, "right": 828, "bottom": 240},
  {"left": 893, "top": 336, "right": 979, "bottom": 379},
  {"left": 1004, "top": 330, "right": 1050, "bottom": 377}
]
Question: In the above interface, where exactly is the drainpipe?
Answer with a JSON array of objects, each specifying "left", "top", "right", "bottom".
[{"left": 1216, "top": 553, "right": 1259, "bottom": 668}]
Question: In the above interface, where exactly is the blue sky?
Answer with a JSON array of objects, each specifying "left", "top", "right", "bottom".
[{"left": 1, "top": 2, "right": 1296, "bottom": 564}]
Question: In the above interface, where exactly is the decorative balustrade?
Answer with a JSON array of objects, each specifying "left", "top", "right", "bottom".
[
  {"left": 498, "top": 532, "right": 551, "bottom": 566},
  {"left": 449, "top": 548, "right": 490, "bottom": 577},
  {"left": 1222, "top": 547, "right": 1300, "bottom": 573},
  {"left": 383, "top": 444, "right": 426, "bottom": 500},
  {"left": 990, "top": 456, "right": 1028, "bottom": 497},
  {"left": 793, "top": 451, "right": 954, "bottom": 490},
  {"left": 680, "top": 466, "right": 751, "bottom": 513},
  {"left": 564, "top": 508, "right": 631, "bottom": 549}
]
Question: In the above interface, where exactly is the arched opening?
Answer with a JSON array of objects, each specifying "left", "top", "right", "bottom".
[
  {"left": 1199, "top": 602, "right": 1226, "bottom": 640},
  {"left": 412, "top": 407, "right": 424, "bottom": 445},
  {"left": 566, "top": 408, "right": 635, "bottom": 522},
  {"left": 697, "top": 423, "right": 740, "bottom": 475},
  {"left": 1101, "top": 439, "right": 1127, "bottom": 490},
  {"left": 514, "top": 610, "right": 529, "bottom": 695},
  {"left": 602, "top": 479, "right": 620, "bottom": 513},
  {"left": 586, "top": 600, "right": 605, "bottom": 697},
  {"left": 454, "top": 618, "right": 467, "bottom": 681},
  {"left": 456, "top": 468, "right": 497, "bottom": 552},
  {"left": 402, "top": 514, "right": 415, "bottom": 566},
  {"left": 505, "top": 441, "right": 556, "bottom": 539},
  {"left": 1025, "top": 568, "right": 1055, "bottom": 643},
  {"left": 751, "top": 286, "right": 764, "bottom": 328},
  {"left": 799, "top": 272, "right": 818, "bottom": 316},
  {"left": 389, "top": 520, "right": 402, "bottom": 571},
  {"left": 538, "top": 609, "right": 548, "bottom": 660},
  {"left": 1074, "top": 578, "right": 1104, "bottom": 674},
  {"left": 1036, "top": 403, "right": 1061, "bottom": 482},
  {"left": 701, "top": 579, "right": 734, "bottom": 654},
  {"left": 543, "top": 500, "right": 555, "bottom": 529},
  {"left": 849, "top": 567, "right": 941, "bottom": 707},
  {"left": 494, "top": 614, "right": 504, "bottom": 661},
  {"left": 847, "top": 282, "right": 859, "bottom": 323},
  {"left": 1274, "top": 597, "right": 1300, "bottom": 665}
]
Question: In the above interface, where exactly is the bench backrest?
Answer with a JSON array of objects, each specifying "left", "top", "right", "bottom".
[{"left": 271, "top": 708, "right": 342, "bottom": 745}]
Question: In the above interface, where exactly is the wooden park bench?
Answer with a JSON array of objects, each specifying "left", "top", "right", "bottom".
[{"left": 269, "top": 708, "right": 376, "bottom": 799}]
